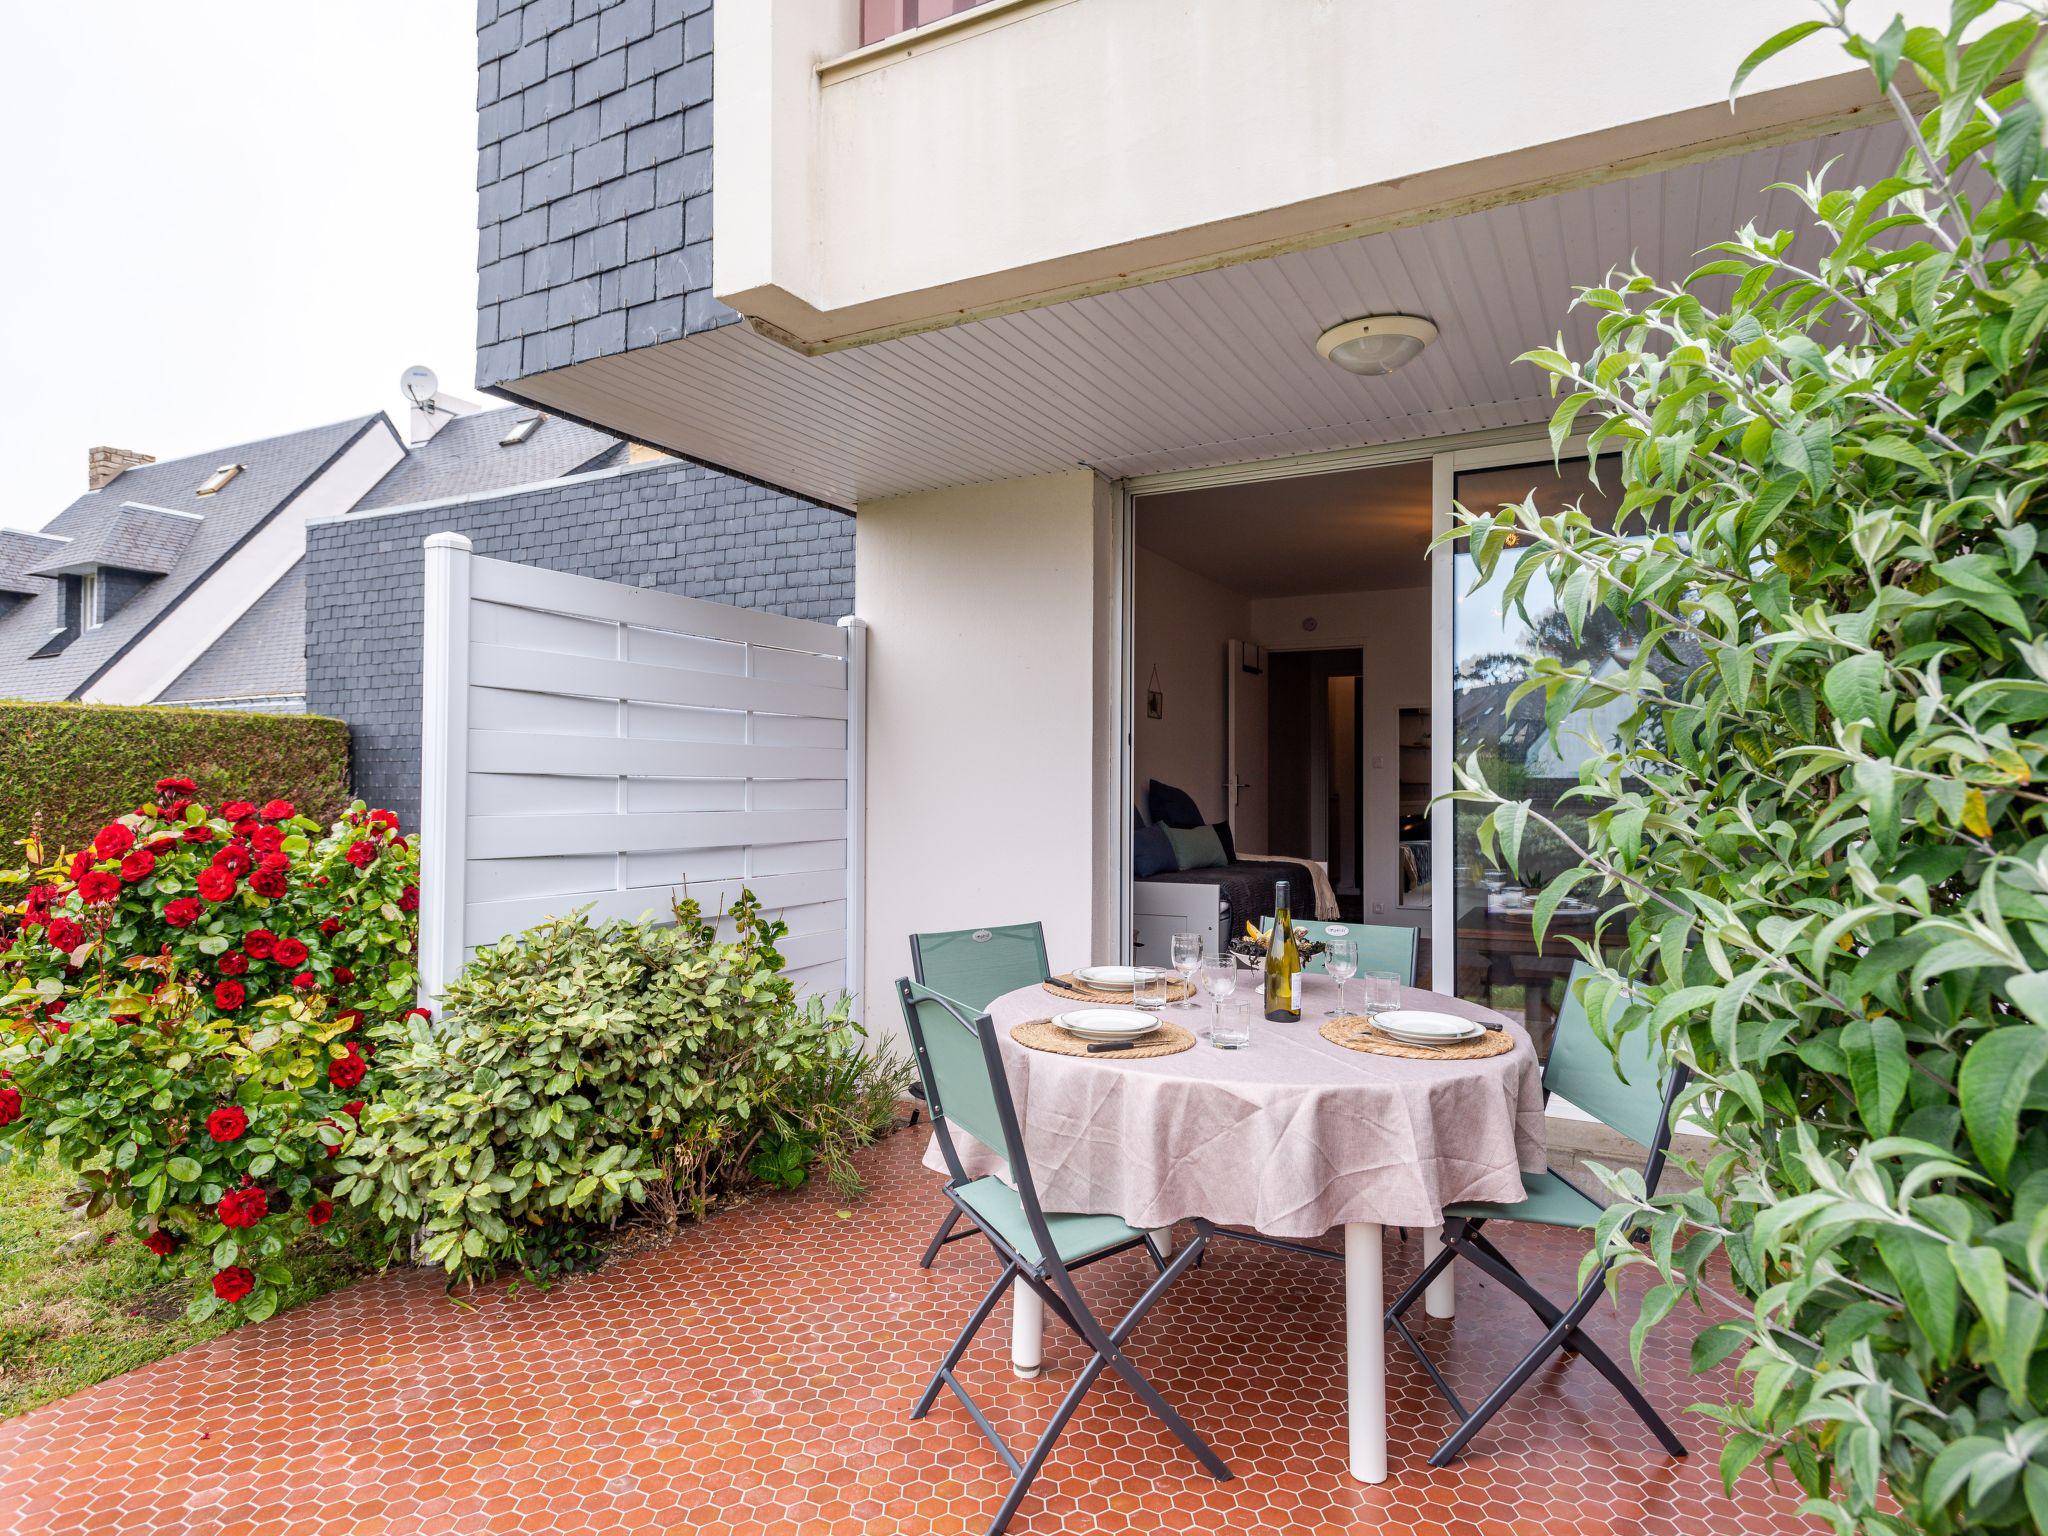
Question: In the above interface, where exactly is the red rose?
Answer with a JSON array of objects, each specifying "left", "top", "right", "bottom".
[
  {"left": 212, "top": 980, "right": 246, "bottom": 1011},
  {"left": 344, "top": 840, "right": 377, "bottom": 869},
  {"left": 163, "top": 897, "right": 202, "bottom": 928},
  {"left": 370, "top": 809, "right": 401, "bottom": 832},
  {"left": 205, "top": 1105, "right": 248, "bottom": 1142},
  {"left": 320, "top": 917, "right": 341, "bottom": 936},
  {"left": 232, "top": 818, "right": 260, "bottom": 838},
  {"left": 212, "top": 1266, "right": 255, "bottom": 1303},
  {"left": 119, "top": 848, "right": 156, "bottom": 883},
  {"left": 343, "top": 1099, "right": 366, "bottom": 1119},
  {"left": 331, "top": 965, "right": 354, "bottom": 984},
  {"left": 251, "top": 825, "right": 285, "bottom": 854},
  {"left": 404, "top": 1006, "right": 432, "bottom": 1023},
  {"left": 0, "top": 1086, "right": 21, "bottom": 1126},
  {"left": 196, "top": 866, "right": 237, "bottom": 903},
  {"left": 335, "top": 1008, "right": 365, "bottom": 1031},
  {"left": 217, "top": 950, "right": 248, "bottom": 976},
  {"left": 293, "top": 971, "right": 317, "bottom": 991},
  {"left": 165, "top": 797, "right": 194, "bottom": 818},
  {"left": 327, "top": 1050, "right": 365, "bottom": 1089},
  {"left": 261, "top": 799, "right": 295, "bottom": 820},
  {"left": 399, "top": 884, "right": 420, "bottom": 914},
  {"left": 214, "top": 842, "right": 253, "bottom": 875},
  {"left": 155, "top": 776, "right": 198, "bottom": 794},
  {"left": 306, "top": 1199, "right": 334, "bottom": 1227},
  {"left": 250, "top": 867, "right": 289, "bottom": 899},
  {"left": 68, "top": 850, "right": 94, "bottom": 881},
  {"left": 142, "top": 1229, "right": 178, "bottom": 1257},
  {"left": 217, "top": 1185, "right": 268, "bottom": 1229},
  {"left": 242, "top": 928, "right": 277, "bottom": 960},
  {"left": 46, "top": 918, "right": 86, "bottom": 953},
  {"left": 182, "top": 825, "right": 216, "bottom": 844},
  {"left": 94, "top": 823, "right": 136, "bottom": 859},
  {"left": 220, "top": 801, "right": 256, "bottom": 821},
  {"left": 77, "top": 870, "right": 120, "bottom": 904},
  {"left": 273, "top": 937, "right": 309, "bottom": 967}
]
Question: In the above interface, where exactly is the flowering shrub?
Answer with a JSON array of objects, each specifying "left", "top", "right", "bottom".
[
  {"left": 336, "top": 891, "right": 907, "bottom": 1284},
  {"left": 0, "top": 781, "right": 420, "bottom": 1322}
]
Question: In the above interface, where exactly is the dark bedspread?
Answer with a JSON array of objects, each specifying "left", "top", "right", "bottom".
[{"left": 1139, "top": 859, "right": 1320, "bottom": 939}]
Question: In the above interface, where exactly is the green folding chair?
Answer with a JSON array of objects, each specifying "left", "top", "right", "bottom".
[
  {"left": 908, "top": 922, "right": 1052, "bottom": 1268},
  {"left": 1258, "top": 916, "right": 1417, "bottom": 983},
  {"left": 897, "top": 979, "right": 1231, "bottom": 1535},
  {"left": 1385, "top": 960, "right": 1691, "bottom": 1465}
]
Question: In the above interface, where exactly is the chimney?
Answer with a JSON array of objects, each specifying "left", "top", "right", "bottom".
[{"left": 89, "top": 445, "right": 154, "bottom": 491}]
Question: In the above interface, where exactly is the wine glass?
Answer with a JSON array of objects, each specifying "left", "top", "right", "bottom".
[
  {"left": 1201, "top": 961, "right": 1237, "bottom": 1038},
  {"left": 1170, "top": 932, "right": 1204, "bottom": 1009},
  {"left": 1323, "top": 937, "right": 1359, "bottom": 1016}
]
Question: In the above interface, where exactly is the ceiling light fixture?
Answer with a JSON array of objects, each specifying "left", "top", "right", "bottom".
[{"left": 1314, "top": 314, "right": 1438, "bottom": 377}]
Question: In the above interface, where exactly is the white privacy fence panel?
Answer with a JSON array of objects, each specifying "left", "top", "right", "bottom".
[{"left": 418, "top": 533, "right": 866, "bottom": 1005}]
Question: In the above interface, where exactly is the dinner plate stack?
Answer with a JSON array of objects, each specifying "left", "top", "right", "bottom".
[
  {"left": 1373, "top": 1009, "right": 1485, "bottom": 1047},
  {"left": 1073, "top": 965, "right": 1144, "bottom": 992},
  {"left": 1054, "top": 1009, "right": 1159, "bottom": 1041}
]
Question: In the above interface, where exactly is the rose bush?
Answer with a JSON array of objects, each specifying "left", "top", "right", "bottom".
[{"left": 0, "top": 781, "right": 419, "bottom": 1322}]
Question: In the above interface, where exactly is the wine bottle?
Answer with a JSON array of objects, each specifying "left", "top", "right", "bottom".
[{"left": 1265, "top": 880, "right": 1301, "bottom": 1022}]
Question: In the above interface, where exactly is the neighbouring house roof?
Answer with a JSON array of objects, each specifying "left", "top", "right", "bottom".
[
  {"left": 353, "top": 406, "right": 628, "bottom": 512},
  {"left": 0, "top": 415, "right": 385, "bottom": 703},
  {"left": 0, "top": 529, "right": 72, "bottom": 598},
  {"left": 156, "top": 558, "right": 310, "bottom": 708}
]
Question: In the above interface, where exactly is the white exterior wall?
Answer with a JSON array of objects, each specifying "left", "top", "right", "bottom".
[
  {"left": 716, "top": 0, "right": 1942, "bottom": 351},
  {"left": 855, "top": 469, "right": 1117, "bottom": 1031}
]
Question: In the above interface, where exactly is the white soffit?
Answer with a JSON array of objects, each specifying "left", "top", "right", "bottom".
[{"left": 520, "top": 122, "right": 1907, "bottom": 510}]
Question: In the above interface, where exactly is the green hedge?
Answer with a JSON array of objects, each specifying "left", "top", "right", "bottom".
[{"left": 0, "top": 702, "right": 351, "bottom": 861}]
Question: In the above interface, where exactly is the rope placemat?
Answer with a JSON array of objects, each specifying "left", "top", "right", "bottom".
[
  {"left": 1043, "top": 974, "right": 1196, "bottom": 1005},
  {"left": 1012, "top": 1018, "right": 1197, "bottom": 1059},
  {"left": 1319, "top": 1014, "right": 1516, "bottom": 1061}
]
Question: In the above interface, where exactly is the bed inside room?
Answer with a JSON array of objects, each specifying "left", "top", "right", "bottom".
[{"left": 1129, "top": 459, "right": 1433, "bottom": 973}]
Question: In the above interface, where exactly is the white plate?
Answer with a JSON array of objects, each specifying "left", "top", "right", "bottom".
[
  {"left": 1055, "top": 1008, "right": 1159, "bottom": 1040},
  {"left": 1375, "top": 1009, "right": 1484, "bottom": 1043},
  {"left": 1074, "top": 965, "right": 1145, "bottom": 990}
]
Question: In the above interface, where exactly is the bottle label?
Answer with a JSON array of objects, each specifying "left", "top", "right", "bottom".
[{"left": 1291, "top": 972, "right": 1301, "bottom": 1011}]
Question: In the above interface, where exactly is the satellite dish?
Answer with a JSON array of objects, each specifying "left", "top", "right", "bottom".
[{"left": 400, "top": 365, "right": 439, "bottom": 409}]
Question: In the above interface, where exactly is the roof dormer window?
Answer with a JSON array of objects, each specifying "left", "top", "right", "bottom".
[
  {"left": 79, "top": 570, "right": 106, "bottom": 631},
  {"left": 498, "top": 415, "right": 543, "bottom": 446},
  {"left": 195, "top": 464, "right": 244, "bottom": 496}
]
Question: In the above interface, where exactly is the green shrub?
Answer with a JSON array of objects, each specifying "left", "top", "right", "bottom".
[
  {"left": 0, "top": 702, "right": 350, "bottom": 861},
  {"left": 1442, "top": 6, "right": 2048, "bottom": 1532},
  {"left": 335, "top": 891, "right": 908, "bottom": 1283}
]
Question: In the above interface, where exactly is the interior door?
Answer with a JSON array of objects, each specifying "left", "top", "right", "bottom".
[{"left": 1225, "top": 639, "right": 1268, "bottom": 851}]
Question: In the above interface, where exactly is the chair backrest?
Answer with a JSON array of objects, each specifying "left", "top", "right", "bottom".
[
  {"left": 1258, "top": 917, "right": 1417, "bottom": 984},
  {"left": 910, "top": 922, "right": 1050, "bottom": 1011},
  {"left": 1544, "top": 960, "right": 1682, "bottom": 1160}
]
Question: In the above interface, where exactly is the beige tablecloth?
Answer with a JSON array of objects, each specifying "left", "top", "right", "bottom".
[{"left": 922, "top": 975, "right": 1547, "bottom": 1237}]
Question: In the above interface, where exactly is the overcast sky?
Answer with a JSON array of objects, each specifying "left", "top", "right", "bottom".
[{"left": 1, "top": 3, "right": 479, "bottom": 529}]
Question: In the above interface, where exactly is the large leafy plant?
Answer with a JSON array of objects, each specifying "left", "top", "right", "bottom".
[
  {"left": 0, "top": 785, "right": 420, "bottom": 1322},
  {"left": 335, "top": 891, "right": 906, "bottom": 1283},
  {"left": 1442, "top": 4, "right": 2048, "bottom": 1530}
]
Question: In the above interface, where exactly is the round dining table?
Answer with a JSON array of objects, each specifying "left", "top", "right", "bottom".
[{"left": 929, "top": 971, "right": 1546, "bottom": 1484}]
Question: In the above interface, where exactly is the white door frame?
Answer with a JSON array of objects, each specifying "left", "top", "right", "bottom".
[{"left": 1116, "top": 423, "right": 1566, "bottom": 977}]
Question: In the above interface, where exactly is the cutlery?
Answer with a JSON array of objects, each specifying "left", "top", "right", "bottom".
[{"left": 1087, "top": 1040, "right": 1138, "bottom": 1053}]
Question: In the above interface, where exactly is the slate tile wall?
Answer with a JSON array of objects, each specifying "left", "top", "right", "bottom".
[
  {"left": 476, "top": 0, "right": 724, "bottom": 391},
  {"left": 305, "top": 459, "right": 852, "bottom": 828}
]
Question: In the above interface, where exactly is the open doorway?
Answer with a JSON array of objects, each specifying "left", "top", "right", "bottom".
[{"left": 1127, "top": 459, "right": 1432, "bottom": 975}]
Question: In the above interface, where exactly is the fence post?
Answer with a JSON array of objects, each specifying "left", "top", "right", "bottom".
[
  {"left": 838, "top": 615, "right": 868, "bottom": 1020},
  {"left": 419, "top": 532, "right": 474, "bottom": 1005}
]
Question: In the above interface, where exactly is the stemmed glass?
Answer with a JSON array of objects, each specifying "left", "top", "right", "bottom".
[
  {"left": 1324, "top": 937, "right": 1359, "bottom": 1016},
  {"left": 1170, "top": 932, "right": 1204, "bottom": 1010},
  {"left": 1200, "top": 960, "right": 1238, "bottom": 1038}
]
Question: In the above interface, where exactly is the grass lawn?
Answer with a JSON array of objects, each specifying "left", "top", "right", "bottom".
[{"left": 0, "top": 1158, "right": 372, "bottom": 1420}]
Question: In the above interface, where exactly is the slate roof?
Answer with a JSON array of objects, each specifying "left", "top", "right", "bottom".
[
  {"left": 25, "top": 502, "right": 201, "bottom": 577},
  {"left": 0, "top": 415, "right": 387, "bottom": 702},
  {"left": 157, "top": 558, "right": 309, "bottom": 706},
  {"left": 353, "top": 406, "right": 628, "bottom": 512},
  {"left": 0, "top": 529, "right": 72, "bottom": 598}
]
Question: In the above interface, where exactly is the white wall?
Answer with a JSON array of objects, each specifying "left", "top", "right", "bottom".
[
  {"left": 716, "top": 0, "right": 1940, "bottom": 351},
  {"left": 855, "top": 469, "right": 1116, "bottom": 1032},
  {"left": 1249, "top": 587, "right": 1431, "bottom": 932},
  {"left": 1131, "top": 546, "right": 1246, "bottom": 825}
]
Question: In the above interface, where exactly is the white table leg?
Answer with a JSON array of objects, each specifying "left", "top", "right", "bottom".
[
  {"left": 1011, "top": 1279, "right": 1043, "bottom": 1379},
  {"left": 1150, "top": 1225, "right": 1175, "bottom": 1258},
  {"left": 1423, "top": 1224, "right": 1456, "bottom": 1319},
  {"left": 1345, "top": 1221, "right": 1387, "bottom": 1483}
]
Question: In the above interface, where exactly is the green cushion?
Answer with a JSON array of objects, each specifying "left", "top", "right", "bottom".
[
  {"left": 1165, "top": 822, "right": 1227, "bottom": 871},
  {"left": 1444, "top": 1170, "right": 1606, "bottom": 1230},
  {"left": 954, "top": 1176, "right": 1145, "bottom": 1267}
]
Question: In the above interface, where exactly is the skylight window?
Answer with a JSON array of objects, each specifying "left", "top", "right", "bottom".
[
  {"left": 499, "top": 415, "right": 544, "bottom": 446},
  {"left": 195, "top": 464, "right": 244, "bottom": 496}
]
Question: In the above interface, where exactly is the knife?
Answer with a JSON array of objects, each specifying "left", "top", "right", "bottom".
[{"left": 1087, "top": 1040, "right": 1138, "bottom": 1054}]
